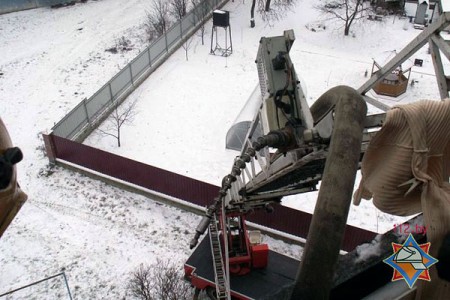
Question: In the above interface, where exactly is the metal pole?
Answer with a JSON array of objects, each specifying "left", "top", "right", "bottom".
[
  {"left": 290, "top": 86, "right": 367, "bottom": 299},
  {"left": 228, "top": 24, "right": 232, "bottom": 54},
  {"left": 164, "top": 31, "right": 169, "bottom": 53},
  {"left": 129, "top": 65, "right": 134, "bottom": 86},
  {"left": 108, "top": 82, "right": 114, "bottom": 103},
  {"left": 62, "top": 272, "right": 73, "bottom": 300},
  {"left": 147, "top": 47, "right": 152, "bottom": 67},
  {"left": 82, "top": 98, "right": 90, "bottom": 125},
  {"left": 0, "top": 272, "right": 64, "bottom": 297}
]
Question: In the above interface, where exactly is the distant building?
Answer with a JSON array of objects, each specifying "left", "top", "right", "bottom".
[
  {"left": 404, "top": 1, "right": 439, "bottom": 25},
  {"left": 371, "top": 0, "right": 404, "bottom": 13},
  {"left": 436, "top": 0, "right": 450, "bottom": 31}
]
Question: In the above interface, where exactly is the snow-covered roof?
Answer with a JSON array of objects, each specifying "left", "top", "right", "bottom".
[{"left": 373, "top": 50, "right": 414, "bottom": 71}]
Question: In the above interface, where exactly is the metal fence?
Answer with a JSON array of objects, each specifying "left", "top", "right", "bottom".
[
  {"left": 52, "top": 0, "right": 228, "bottom": 141},
  {"left": 41, "top": 0, "right": 378, "bottom": 253},
  {"left": 44, "top": 134, "right": 377, "bottom": 252},
  {"left": 0, "top": 0, "right": 75, "bottom": 15}
]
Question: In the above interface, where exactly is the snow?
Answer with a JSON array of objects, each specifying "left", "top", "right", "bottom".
[
  {"left": 355, "top": 234, "right": 383, "bottom": 263},
  {"left": 85, "top": 0, "right": 437, "bottom": 234},
  {"left": 0, "top": 0, "right": 446, "bottom": 298},
  {"left": 443, "top": 0, "right": 450, "bottom": 13}
]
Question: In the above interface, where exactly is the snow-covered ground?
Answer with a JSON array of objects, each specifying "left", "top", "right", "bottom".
[
  {"left": 84, "top": 0, "right": 440, "bottom": 233},
  {"left": 0, "top": 0, "right": 446, "bottom": 298}
]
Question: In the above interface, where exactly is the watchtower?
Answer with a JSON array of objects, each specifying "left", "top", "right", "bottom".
[{"left": 210, "top": 10, "right": 232, "bottom": 57}]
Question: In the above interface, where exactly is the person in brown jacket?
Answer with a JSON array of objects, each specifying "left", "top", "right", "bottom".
[{"left": 0, "top": 117, "right": 27, "bottom": 238}]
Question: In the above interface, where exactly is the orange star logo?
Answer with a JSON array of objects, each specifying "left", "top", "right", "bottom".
[{"left": 384, "top": 234, "right": 438, "bottom": 288}]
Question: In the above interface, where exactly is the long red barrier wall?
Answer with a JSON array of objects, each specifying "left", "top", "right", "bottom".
[{"left": 46, "top": 134, "right": 377, "bottom": 251}]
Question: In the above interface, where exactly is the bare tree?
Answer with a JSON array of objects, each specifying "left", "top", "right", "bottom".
[
  {"left": 128, "top": 264, "right": 153, "bottom": 300},
  {"left": 170, "top": 0, "right": 188, "bottom": 20},
  {"left": 98, "top": 99, "right": 138, "bottom": 147},
  {"left": 191, "top": 0, "right": 208, "bottom": 45},
  {"left": 254, "top": 0, "right": 297, "bottom": 27},
  {"left": 315, "top": 0, "right": 371, "bottom": 36},
  {"left": 182, "top": 37, "right": 194, "bottom": 61},
  {"left": 250, "top": 0, "right": 256, "bottom": 27},
  {"left": 265, "top": 0, "right": 272, "bottom": 11},
  {"left": 145, "top": 0, "right": 171, "bottom": 39},
  {"left": 128, "top": 259, "right": 192, "bottom": 300}
]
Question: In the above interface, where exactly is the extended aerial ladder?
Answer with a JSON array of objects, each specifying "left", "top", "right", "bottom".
[
  {"left": 186, "top": 29, "right": 379, "bottom": 300},
  {"left": 186, "top": 10, "right": 450, "bottom": 298}
]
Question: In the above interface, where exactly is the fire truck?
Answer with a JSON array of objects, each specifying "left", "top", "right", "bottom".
[{"left": 184, "top": 30, "right": 385, "bottom": 299}]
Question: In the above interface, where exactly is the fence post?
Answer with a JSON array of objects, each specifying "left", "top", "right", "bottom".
[
  {"left": 129, "top": 65, "right": 134, "bottom": 86},
  {"left": 164, "top": 31, "right": 169, "bottom": 53},
  {"left": 180, "top": 19, "right": 183, "bottom": 38},
  {"left": 193, "top": 5, "right": 197, "bottom": 26},
  {"left": 42, "top": 133, "right": 57, "bottom": 163},
  {"left": 108, "top": 82, "right": 114, "bottom": 103},
  {"left": 82, "top": 98, "right": 90, "bottom": 126},
  {"left": 147, "top": 47, "right": 152, "bottom": 67}
]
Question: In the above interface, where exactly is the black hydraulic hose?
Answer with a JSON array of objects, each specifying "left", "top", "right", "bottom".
[{"left": 189, "top": 130, "right": 294, "bottom": 249}]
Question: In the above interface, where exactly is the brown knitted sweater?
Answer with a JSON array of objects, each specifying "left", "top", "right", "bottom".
[{"left": 354, "top": 100, "right": 450, "bottom": 298}]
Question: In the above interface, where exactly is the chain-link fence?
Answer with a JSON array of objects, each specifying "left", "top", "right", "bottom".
[{"left": 52, "top": 0, "right": 228, "bottom": 141}]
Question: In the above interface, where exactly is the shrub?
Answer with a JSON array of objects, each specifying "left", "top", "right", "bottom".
[{"left": 128, "top": 259, "right": 192, "bottom": 300}]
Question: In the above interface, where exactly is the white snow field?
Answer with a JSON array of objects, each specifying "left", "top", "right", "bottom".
[{"left": 0, "top": 0, "right": 446, "bottom": 298}]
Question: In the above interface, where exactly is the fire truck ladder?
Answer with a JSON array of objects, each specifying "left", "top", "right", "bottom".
[{"left": 209, "top": 212, "right": 230, "bottom": 300}]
